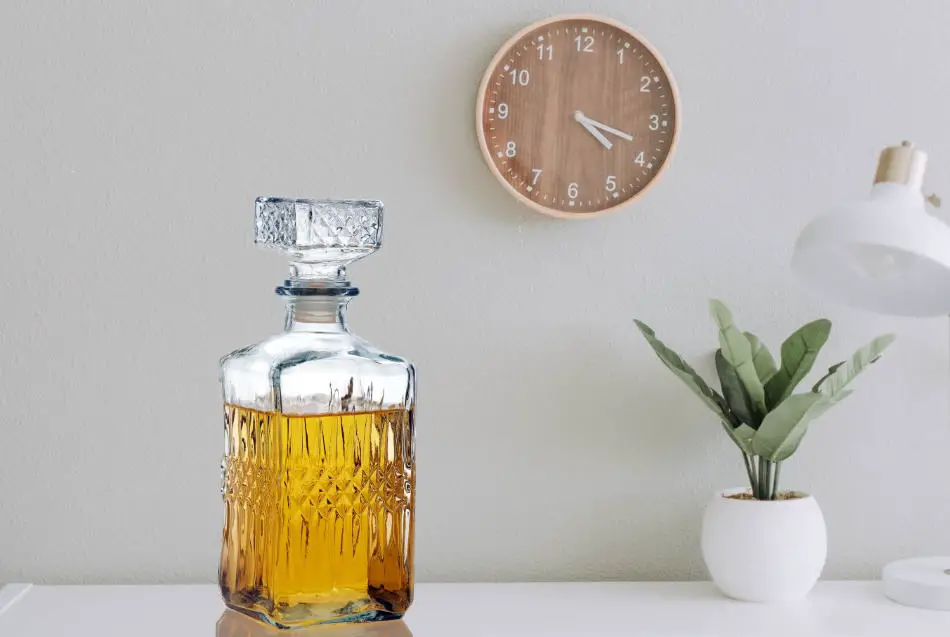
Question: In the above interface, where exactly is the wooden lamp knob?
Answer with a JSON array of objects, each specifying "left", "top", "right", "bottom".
[{"left": 874, "top": 141, "right": 927, "bottom": 189}]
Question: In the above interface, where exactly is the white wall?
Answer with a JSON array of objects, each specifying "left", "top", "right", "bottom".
[{"left": 2, "top": 0, "right": 949, "bottom": 585}]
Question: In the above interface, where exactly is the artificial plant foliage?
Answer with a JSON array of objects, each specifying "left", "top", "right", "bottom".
[
  {"left": 633, "top": 320, "right": 737, "bottom": 426},
  {"left": 715, "top": 350, "right": 757, "bottom": 427},
  {"left": 744, "top": 331, "right": 778, "bottom": 384},
  {"left": 636, "top": 300, "right": 894, "bottom": 500},
  {"left": 751, "top": 393, "right": 833, "bottom": 462},
  {"left": 764, "top": 319, "right": 832, "bottom": 408},
  {"left": 710, "top": 300, "right": 767, "bottom": 417}
]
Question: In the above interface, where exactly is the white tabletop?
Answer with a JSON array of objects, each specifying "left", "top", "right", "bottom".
[{"left": 1, "top": 581, "right": 949, "bottom": 636}]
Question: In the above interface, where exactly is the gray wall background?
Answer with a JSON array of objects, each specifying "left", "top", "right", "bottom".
[{"left": 2, "top": 0, "right": 950, "bottom": 584}]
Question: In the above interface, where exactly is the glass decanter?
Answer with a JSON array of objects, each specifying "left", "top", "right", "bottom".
[{"left": 218, "top": 198, "right": 415, "bottom": 629}]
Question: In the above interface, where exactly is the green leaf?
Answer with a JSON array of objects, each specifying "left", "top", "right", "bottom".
[
  {"left": 765, "top": 319, "right": 832, "bottom": 408},
  {"left": 634, "top": 319, "right": 736, "bottom": 425},
  {"left": 820, "top": 334, "right": 896, "bottom": 400},
  {"left": 752, "top": 393, "right": 834, "bottom": 462},
  {"left": 811, "top": 361, "right": 844, "bottom": 393},
  {"left": 715, "top": 350, "right": 758, "bottom": 428},
  {"left": 745, "top": 331, "right": 778, "bottom": 383},
  {"left": 722, "top": 421, "right": 756, "bottom": 455},
  {"left": 709, "top": 300, "right": 767, "bottom": 416}
]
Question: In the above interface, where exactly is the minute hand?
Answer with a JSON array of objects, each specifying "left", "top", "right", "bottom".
[{"left": 580, "top": 115, "right": 634, "bottom": 142}]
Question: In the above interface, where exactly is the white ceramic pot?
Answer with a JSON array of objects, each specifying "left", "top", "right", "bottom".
[{"left": 701, "top": 487, "right": 827, "bottom": 602}]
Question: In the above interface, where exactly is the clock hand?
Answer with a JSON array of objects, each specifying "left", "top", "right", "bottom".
[
  {"left": 581, "top": 120, "right": 614, "bottom": 150},
  {"left": 576, "top": 112, "right": 634, "bottom": 142},
  {"left": 574, "top": 111, "right": 613, "bottom": 150},
  {"left": 587, "top": 120, "right": 634, "bottom": 141}
]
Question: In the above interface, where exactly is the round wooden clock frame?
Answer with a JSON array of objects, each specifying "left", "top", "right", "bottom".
[{"left": 476, "top": 14, "right": 680, "bottom": 219}]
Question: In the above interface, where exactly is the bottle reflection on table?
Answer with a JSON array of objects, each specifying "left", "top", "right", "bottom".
[{"left": 216, "top": 610, "right": 413, "bottom": 637}]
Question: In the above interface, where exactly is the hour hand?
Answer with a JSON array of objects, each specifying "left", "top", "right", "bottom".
[
  {"left": 575, "top": 111, "right": 634, "bottom": 143},
  {"left": 574, "top": 111, "right": 613, "bottom": 149}
]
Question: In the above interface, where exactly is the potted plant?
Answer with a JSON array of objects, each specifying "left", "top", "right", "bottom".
[{"left": 635, "top": 300, "right": 894, "bottom": 602}]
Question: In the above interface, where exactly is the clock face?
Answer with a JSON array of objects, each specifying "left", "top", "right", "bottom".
[{"left": 476, "top": 15, "right": 679, "bottom": 219}]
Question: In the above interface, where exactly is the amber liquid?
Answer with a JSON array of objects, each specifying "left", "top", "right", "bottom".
[{"left": 219, "top": 405, "right": 414, "bottom": 628}]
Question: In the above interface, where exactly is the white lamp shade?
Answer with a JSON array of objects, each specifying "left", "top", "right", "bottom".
[{"left": 792, "top": 183, "right": 950, "bottom": 316}]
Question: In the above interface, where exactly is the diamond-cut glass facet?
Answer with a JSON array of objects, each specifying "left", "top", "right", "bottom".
[{"left": 254, "top": 198, "right": 383, "bottom": 254}]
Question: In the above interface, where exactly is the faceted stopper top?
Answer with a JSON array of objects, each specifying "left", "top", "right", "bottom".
[
  {"left": 255, "top": 198, "right": 383, "bottom": 287},
  {"left": 255, "top": 197, "right": 383, "bottom": 260}
]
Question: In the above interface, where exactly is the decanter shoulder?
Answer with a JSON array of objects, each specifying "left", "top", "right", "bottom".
[{"left": 220, "top": 332, "right": 413, "bottom": 414}]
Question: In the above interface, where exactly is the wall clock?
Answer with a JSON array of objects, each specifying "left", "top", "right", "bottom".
[{"left": 476, "top": 14, "right": 679, "bottom": 219}]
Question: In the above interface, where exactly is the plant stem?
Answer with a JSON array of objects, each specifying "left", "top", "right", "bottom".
[
  {"left": 772, "top": 461, "right": 782, "bottom": 498},
  {"left": 757, "top": 457, "right": 771, "bottom": 500},
  {"left": 755, "top": 457, "right": 765, "bottom": 500},
  {"left": 742, "top": 452, "right": 756, "bottom": 494}
]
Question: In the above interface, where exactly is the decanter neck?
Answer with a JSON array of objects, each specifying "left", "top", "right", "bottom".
[
  {"left": 288, "top": 261, "right": 350, "bottom": 285},
  {"left": 284, "top": 295, "right": 352, "bottom": 333}
]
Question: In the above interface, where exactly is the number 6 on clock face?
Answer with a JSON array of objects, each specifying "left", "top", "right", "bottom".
[{"left": 476, "top": 13, "right": 679, "bottom": 219}]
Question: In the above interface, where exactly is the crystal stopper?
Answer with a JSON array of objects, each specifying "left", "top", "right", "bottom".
[
  {"left": 255, "top": 197, "right": 384, "bottom": 287},
  {"left": 255, "top": 197, "right": 383, "bottom": 257}
]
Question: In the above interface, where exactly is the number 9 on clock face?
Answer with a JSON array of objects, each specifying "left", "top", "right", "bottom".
[{"left": 476, "top": 14, "right": 679, "bottom": 219}]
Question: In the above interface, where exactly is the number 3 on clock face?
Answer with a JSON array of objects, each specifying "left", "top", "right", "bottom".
[{"left": 476, "top": 13, "right": 680, "bottom": 219}]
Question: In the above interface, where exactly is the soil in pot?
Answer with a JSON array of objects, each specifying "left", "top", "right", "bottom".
[{"left": 725, "top": 491, "right": 805, "bottom": 501}]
